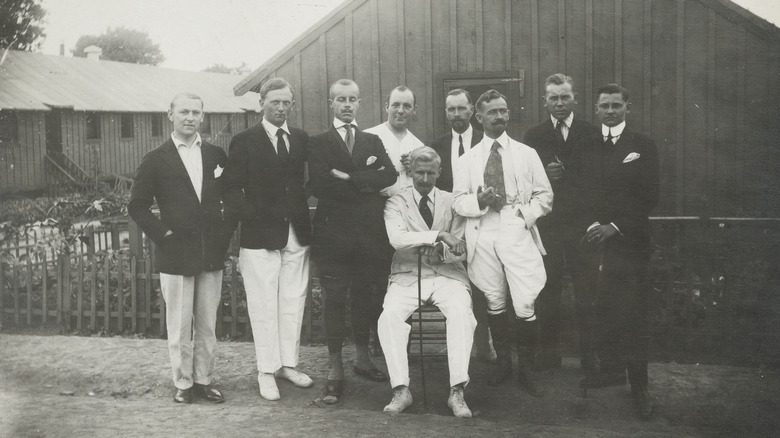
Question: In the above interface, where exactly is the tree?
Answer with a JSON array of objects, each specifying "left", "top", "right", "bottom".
[
  {"left": 0, "top": 0, "right": 46, "bottom": 51},
  {"left": 203, "top": 62, "right": 251, "bottom": 75},
  {"left": 73, "top": 27, "right": 164, "bottom": 65}
]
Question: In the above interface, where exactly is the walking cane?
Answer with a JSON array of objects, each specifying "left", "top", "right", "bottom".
[{"left": 417, "top": 250, "right": 428, "bottom": 408}]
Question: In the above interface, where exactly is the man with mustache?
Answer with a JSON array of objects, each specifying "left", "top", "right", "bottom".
[
  {"left": 308, "top": 79, "right": 397, "bottom": 404},
  {"left": 453, "top": 89, "right": 552, "bottom": 397},
  {"left": 365, "top": 85, "right": 425, "bottom": 198},
  {"left": 128, "top": 93, "right": 232, "bottom": 404},
  {"left": 222, "top": 78, "right": 313, "bottom": 401}
]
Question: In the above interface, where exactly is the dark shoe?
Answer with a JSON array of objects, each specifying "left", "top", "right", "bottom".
[
  {"left": 534, "top": 349, "right": 562, "bottom": 371},
  {"left": 518, "top": 370, "right": 544, "bottom": 398},
  {"left": 322, "top": 379, "right": 343, "bottom": 404},
  {"left": 173, "top": 387, "right": 193, "bottom": 404},
  {"left": 579, "top": 371, "right": 627, "bottom": 389},
  {"left": 487, "top": 313, "right": 513, "bottom": 386},
  {"left": 193, "top": 383, "right": 225, "bottom": 403},
  {"left": 633, "top": 386, "right": 655, "bottom": 420},
  {"left": 353, "top": 366, "right": 388, "bottom": 382}
]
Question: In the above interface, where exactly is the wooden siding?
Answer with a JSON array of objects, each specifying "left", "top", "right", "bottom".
[
  {"left": 253, "top": 0, "right": 780, "bottom": 217},
  {"left": 0, "top": 111, "right": 46, "bottom": 192}
]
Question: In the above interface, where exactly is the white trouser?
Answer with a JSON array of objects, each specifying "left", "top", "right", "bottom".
[
  {"left": 239, "top": 224, "right": 310, "bottom": 374},
  {"left": 159, "top": 270, "right": 223, "bottom": 390},
  {"left": 378, "top": 276, "right": 476, "bottom": 389},
  {"left": 468, "top": 208, "right": 546, "bottom": 320}
]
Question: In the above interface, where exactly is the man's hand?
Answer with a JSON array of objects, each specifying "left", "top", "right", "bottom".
[
  {"left": 437, "top": 231, "right": 465, "bottom": 256},
  {"left": 477, "top": 186, "right": 496, "bottom": 210},
  {"left": 419, "top": 244, "right": 443, "bottom": 265},
  {"left": 163, "top": 230, "right": 173, "bottom": 237},
  {"left": 330, "top": 169, "right": 351, "bottom": 181},
  {"left": 400, "top": 153, "right": 411, "bottom": 175},
  {"left": 545, "top": 161, "right": 565, "bottom": 181},
  {"left": 585, "top": 224, "right": 618, "bottom": 245}
]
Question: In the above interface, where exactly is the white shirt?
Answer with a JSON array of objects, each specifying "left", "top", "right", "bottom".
[
  {"left": 412, "top": 187, "right": 435, "bottom": 220},
  {"left": 364, "top": 122, "right": 424, "bottom": 197},
  {"left": 550, "top": 112, "right": 574, "bottom": 142},
  {"left": 262, "top": 118, "right": 290, "bottom": 154},
  {"left": 449, "top": 124, "right": 475, "bottom": 174},
  {"left": 476, "top": 132, "right": 518, "bottom": 203},
  {"left": 172, "top": 132, "right": 203, "bottom": 202},
  {"left": 333, "top": 118, "right": 358, "bottom": 143},
  {"left": 602, "top": 121, "right": 626, "bottom": 144}
]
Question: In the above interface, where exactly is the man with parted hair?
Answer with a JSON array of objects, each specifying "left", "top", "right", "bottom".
[
  {"left": 365, "top": 85, "right": 425, "bottom": 198},
  {"left": 129, "top": 93, "right": 233, "bottom": 404},
  {"left": 308, "top": 78, "right": 397, "bottom": 404},
  {"left": 453, "top": 89, "right": 552, "bottom": 397},
  {"left": 223, "top": 77, "right": 314, "bottom": 401},
  {"left": 378, "top": 146, "right": 476, "bottom": 417},
  {"left": 523, "top": 73, "right": 601, "bottom": 371}
]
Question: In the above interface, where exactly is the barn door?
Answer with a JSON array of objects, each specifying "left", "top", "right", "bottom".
[
  {"left": 45, "top": 110, "right": 63, "bottom": 154},
  {"left": 434, "top": 70, "right": 524, "bottom": 138}
]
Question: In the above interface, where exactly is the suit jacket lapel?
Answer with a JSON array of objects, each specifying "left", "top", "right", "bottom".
[
  {"left": 161, "top": 139, "right": 200, "bottom": 202},
  {"left": 431, "top": 188, "right": 447, "bottom": 231}
]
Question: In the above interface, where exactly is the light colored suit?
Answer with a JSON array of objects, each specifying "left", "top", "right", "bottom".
[
  {"left": 379, "top": 187, "right": 476, "bottom": 388},
  {"left": 453, "top": 133, "right": 553, "bottom": 319}
]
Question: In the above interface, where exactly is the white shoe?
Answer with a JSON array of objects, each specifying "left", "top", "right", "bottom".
[
  {"left": 447, "top": 386, "right": 472, "bottom": 418},
  {"left": 275, "top": 367, "right": 314, "bottom": 388},
  {"left": 258, "top": 373, "right": 280, "bottom": 401},
  {"left": 383, "top": 386, "right": 413, "bottom": 414}
]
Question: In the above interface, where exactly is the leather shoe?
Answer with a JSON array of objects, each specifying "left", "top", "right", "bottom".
[
  {"left": 353, "top": 366, "right": 388, "bottom": 382},
  {"left": 518, "top": 370, "right": 544, "bottom": 398},
  {"left": 383, "top": 386, "right": 413, "bottom": 414},
  {"left": 447, "top": 386, "right": 472, "bottom": 418},
  {"left": 579, "top": 371, "right": 627, "bottom": 389},
  {"left": 193, "top": 383, "right": 225, "bottom": 403},
  {"left": 322, "top": 379, "right": 343, "bottom": 405},
  {"left": 173, "top": 387, "right": 193, "bottom": 404},
  {"left": 275, "top": 367, "right": 314, "bottom": 388},
  {"left": 258, "top": 373, "right": 280, "bottom": 401},
  {"left": 633, "top": 386, "right": 655, "bottom": 420}
]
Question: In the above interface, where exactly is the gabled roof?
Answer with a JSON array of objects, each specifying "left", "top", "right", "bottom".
[
  {"left": 233, "top": 0, "right": 780, "bottom": 96},
  {"left": 0, "top": 50, "right": 261, "bottom": 113}
]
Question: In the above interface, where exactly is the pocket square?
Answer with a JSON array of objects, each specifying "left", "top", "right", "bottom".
[
  {"left": 622, "top": 152, "right": 641, "bottom": 163},
  {"left": 366, "top": 156, "right": 377, "bottom": 166},
  {"left": 213, "top": 165, "right": 224, "bottom": 178}
]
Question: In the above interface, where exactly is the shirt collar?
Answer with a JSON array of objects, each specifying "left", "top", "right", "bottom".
[
  {"left": 333, "top": 118, "right": 358, "bottom": 130},
  {"left": 550, "top": 112, "right": 574, "bottom": 129},
  {"left": 262, "top": 118, "right": 289, "bottom": 137},
  {"left": 602, "top": 121, "right": 626, "bottom": 138},
  {"left": 451, "top": 124, "right": 473, "bottom": 139},
  {"left": 413, "top": 187, "right": 435, "bottom": 204},
  {"left": 171, "top": 132, "right": 202, "bottom": 149},
  {"left": 482, "top": 131, "right": 509, "bottom": 149}
]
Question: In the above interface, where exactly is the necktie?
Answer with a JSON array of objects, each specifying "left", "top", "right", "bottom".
[
  {"left": 555, "top": 120, "right": 565, "bottom": 142},
  {"left": 419, "top": 195, "right": 433, "bottom": 229},
  {"left": 458, "top": 134, "right": 465, "bottom": 157},
  {"left": 344, "top": 124, "right": 354, "bottom": 155},
  {"left": 276, "top": 129, "right": 289, "bottom": 162},
  {"left": 604, "top": 130, "right": 613, "bottom": 145},
  {"left": 483, "top": 141, "right": 506, "bottom": 211}
]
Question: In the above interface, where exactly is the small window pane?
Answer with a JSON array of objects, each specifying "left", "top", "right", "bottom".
[
  {"left": 121, "top": 114, "right": 134, "bottom": 138},
  {"left": 86, "top": 112, "right": 100, "bottom": 139}
]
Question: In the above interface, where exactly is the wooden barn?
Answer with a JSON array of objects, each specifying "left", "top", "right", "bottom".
[
  {"left": 0, "top": 50, "right": 262, "bottom": 195},
  {"left": 234, "top": 0, "right": 780, "bottom": 218}
]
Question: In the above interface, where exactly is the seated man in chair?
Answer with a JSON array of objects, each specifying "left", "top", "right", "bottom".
[{"left": 378, "top": 146, "right": 477, "bottom": 417}]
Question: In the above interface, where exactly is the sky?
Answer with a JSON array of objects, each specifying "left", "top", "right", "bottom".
[{"left": 37, "top": 0, "right": 780, "bottom": 73}]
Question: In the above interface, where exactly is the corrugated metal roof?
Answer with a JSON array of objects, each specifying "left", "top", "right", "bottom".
[{"left": 0, "top": 50, "right": 261, "bottom": 113}]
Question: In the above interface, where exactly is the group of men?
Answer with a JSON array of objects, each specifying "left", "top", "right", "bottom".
[{"left": 128, "top": 72, "right": 659, "bottom": 421}]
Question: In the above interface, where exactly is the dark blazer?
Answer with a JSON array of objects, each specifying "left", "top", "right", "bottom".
[
  {"left": 524, "top": 117, "right": 600, "bottom": 240},
  {"left": 588, "top": 127, "right": 660, "bottom": 253},
  {"left": 307, "top": 127, "right": 397, "bottom": 254},
  {"left": 128, "top": 138, "right": 232, "bottom": 276},
  {"left": 223, "top": 123, "right": 311, "bottom": 249},
  {"left": 430, "top": 127, "right": 483, "bottom": 192}
]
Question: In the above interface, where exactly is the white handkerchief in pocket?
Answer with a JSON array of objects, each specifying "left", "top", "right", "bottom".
[
  {"left": 366, "top": 156, "right": 377, "bottom": 166},
  {"left": 213, "top": 165, "right": 224, "bottom": 178},
  {"left": 622, "top": 152, "right": 641, "bottom": 164}
]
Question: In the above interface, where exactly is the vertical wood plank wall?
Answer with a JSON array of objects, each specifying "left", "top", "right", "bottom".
[{"left": 259, "top": 0, "right": 780, "bottom": 217}]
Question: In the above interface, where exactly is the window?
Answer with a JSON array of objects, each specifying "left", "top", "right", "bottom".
[
  {"left": 86, "top": 112, "right": 100, "bottom": 139},
  {"left": 121, "top": 114, "right": 134, "bottom": 138},
  {"left": 151, "top": 113, "right": 163, "bottom": 137},
  {"left": 0, "top": 111, "right": 17, "bottom": 144},
  {"left": 200, "top": 114, "right": 211, "bottom": 135}
]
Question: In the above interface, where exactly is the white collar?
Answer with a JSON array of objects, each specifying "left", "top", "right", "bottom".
[
  {"left": 550, "top": 112, "right": 574, "bottom": 129},
  {"left": 602, "top": 121, "right": 626, "bottom": 137},
  {"left": 333, "top": 118, "right": 358, "bottom": 129},
  {"left": 481, "top": 131, "right": 509, "bottom": 149},
  {"left": 413, "top": 187, "right": 436, "bottom": 204},
  {"left": 451, "top": 124, "right": 473, "bottom": 139},
  {"left": 171, "top": 132, "right": 202, "bottom": 148},
  {"left": 262, "top": 118, "right": 289, "bottom": 137}
]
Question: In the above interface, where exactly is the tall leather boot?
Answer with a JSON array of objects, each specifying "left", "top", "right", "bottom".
[
  {"left": 515, "top": 318, "right": 544, "bottom": 398},
  {"left": 487, "top": 313, "right": 513, "bottom": 386}
]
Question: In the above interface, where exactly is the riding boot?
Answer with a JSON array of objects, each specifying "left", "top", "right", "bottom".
[
  {"left": 515, "top": 318, "right": 544, "bottom": 398},
  {"left": 487, "top": 313, "right": 513, "bottom": 386}
]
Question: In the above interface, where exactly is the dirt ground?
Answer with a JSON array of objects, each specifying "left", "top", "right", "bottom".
[{"left": 0, "top": 334, "right": 778, "bottom": 437}]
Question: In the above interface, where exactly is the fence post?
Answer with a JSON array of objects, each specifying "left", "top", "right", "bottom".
[
  {"left": 128, "top": 219, "right": 143, "bottom": 259},
  {"left": 144, "top": 255, "right": 152, "bottom": 332},
  {"left": 76, "top": 255, "right": 84, "bottom": 331},
  {"left": 0, "top": 261, "right": 5, "bottom": 330},
  {"left": 25, "top": 258, "right": 33, "bottom": 325},
  {"left": 103, "top": 256, "right": 110, "bottom": 332},
  {"left": 90, "top": 251, "right": 97, "bottom": 331},
  {"left": 117, "top": 253, "right": 124, "bottom": 334},
  {"left": 130, "top": 256, "right": 137, "bottom": 333},
  {"left": 60, "top": 253, "right": 71, "bottom": 331},
  {"left": 42, "top": 254, "right": 48, "bottom": 324}
]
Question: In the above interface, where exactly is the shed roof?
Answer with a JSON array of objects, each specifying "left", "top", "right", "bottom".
[{"left": 0, "top": 50, "right": 261, "bottom": 113}]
